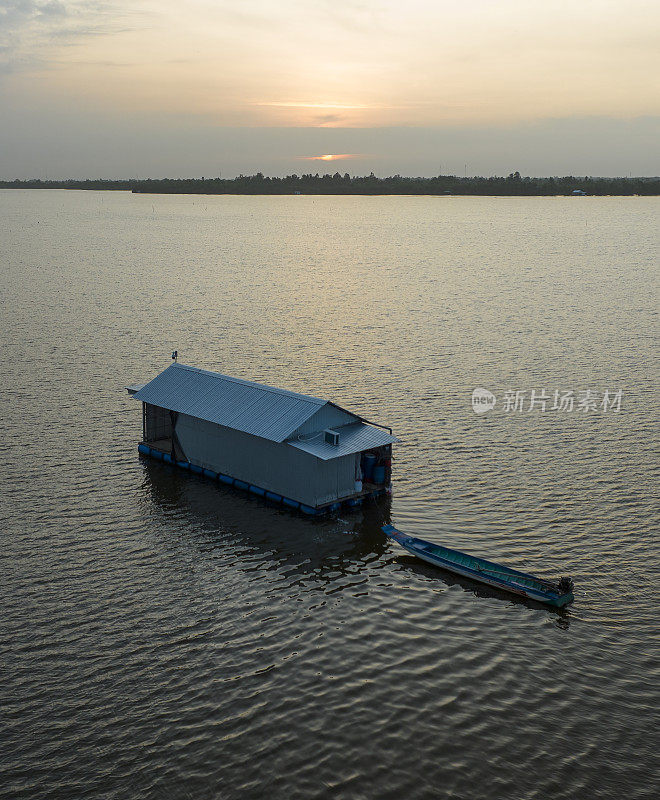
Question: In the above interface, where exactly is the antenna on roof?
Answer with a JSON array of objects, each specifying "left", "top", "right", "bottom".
[{"left": 172, "top": 350, "right": 178, "bottom": 362}]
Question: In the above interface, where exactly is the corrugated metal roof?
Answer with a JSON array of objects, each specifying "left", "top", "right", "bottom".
[
  {"left": 288, "top": 422, "right": 398, "bottom": 460},
  {"left": 132, "top": 363, "right": 331, "bottom": 443}
]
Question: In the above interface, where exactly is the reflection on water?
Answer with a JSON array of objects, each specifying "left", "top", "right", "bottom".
[
  {"left": 0, "top": 191, "right": 657, "bottom": 800},
  {"left": 395, "top": 555, "right": 572, "bottom": 626},
  {"left": 141, "top": 458, "right": 393, "bottom": 586},
  {"left": 143, "top": 459, "right": 571, "bottom": 622}
]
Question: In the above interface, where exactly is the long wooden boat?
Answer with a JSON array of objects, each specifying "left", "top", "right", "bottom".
[{"left": 382, "top": 524, "right": 574, "bottom": 607}]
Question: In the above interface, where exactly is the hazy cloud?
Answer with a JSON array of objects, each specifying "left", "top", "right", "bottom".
[
  {"left": 314, "top": 114, "right": 346, "bottom": 125},
  {"left": 1, "top": 1, "right": 658, "bottom": 174},
  {"left": 0, "top": 111, "right": 657, "bottom": 178},
  {"left": 0, "top": 0, "right": 130, "bottom": 73},
  {"left": 40, "top": 1, "right": 67, "bottom": 16}
]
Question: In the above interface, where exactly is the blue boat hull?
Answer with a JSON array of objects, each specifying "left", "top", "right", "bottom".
[{"left": 382, "top": 524, "right": 574, "bottom": 608}]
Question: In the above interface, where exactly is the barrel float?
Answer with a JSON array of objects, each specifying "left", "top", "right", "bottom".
[
  {"left": 234, "top": 479, "right": 249, "bottom": 491},
  {"left": 282, "top": 496, "right": 300, "bottom": 509},
  {"left": 218, "top": 474, "right": 234, "bottom": 485},
  {"left": 265, "top": 491, "right": 283, "bottom": 503},
  {"left": 362, "top": 453, "right": 377, "bottom": 481},
  {"left": 249, "top": 485, "right": 265, "bottom": 497},
  {"left": 203, "top": 468, "right": 217, "bottom": 479}
]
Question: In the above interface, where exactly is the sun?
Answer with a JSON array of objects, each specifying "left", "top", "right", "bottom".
[{"left": 299, "top": 154, "right": 361, "bottom": 162}]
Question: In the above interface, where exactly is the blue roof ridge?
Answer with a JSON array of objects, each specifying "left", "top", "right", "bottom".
[{"left": 171, "top": 362, "right": 326, "bottom": 406}]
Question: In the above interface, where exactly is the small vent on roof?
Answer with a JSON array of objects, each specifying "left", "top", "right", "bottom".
[{"left": 324, "top": 429, "right": 340, "bottom": 446}]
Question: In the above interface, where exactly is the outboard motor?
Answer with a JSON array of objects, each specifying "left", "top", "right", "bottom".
[{"left": 557, "top": 576, "right": 574, "bottom": 594}]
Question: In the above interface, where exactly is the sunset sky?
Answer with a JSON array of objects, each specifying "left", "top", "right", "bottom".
[{"left": 1, "top": 0, "right": 659, "bottom": 177}]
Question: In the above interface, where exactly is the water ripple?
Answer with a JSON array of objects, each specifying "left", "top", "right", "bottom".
[{"left": 0, "top": 192, "right": 657, "bottom": 800}]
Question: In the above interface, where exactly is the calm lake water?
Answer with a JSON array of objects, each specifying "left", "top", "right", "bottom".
[{"left": 1, "top": 190, "right": 658, "bottom": 800}]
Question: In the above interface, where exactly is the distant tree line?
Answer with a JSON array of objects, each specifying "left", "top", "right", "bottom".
[
  {"left": 1, "top": 172, "right": 658, "bottom": 195},
  {"left": 0, "top": 178, "right": 136, "bottom": 191}
]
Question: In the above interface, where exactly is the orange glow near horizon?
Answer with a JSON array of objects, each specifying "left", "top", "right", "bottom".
[
  {"left": 255, "top": 102, "right": 375, "bottom": 110},
  {"left": 299, "top": 154, "right": 362, "bottom": 161}
]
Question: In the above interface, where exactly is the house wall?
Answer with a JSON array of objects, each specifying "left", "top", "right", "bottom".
[
  {"left": 144, "top": 403, "right": 172, "bottom": 442},
  {"left": 290, "top": 404, "right": 357, "bottom": 437},
  {"left": 174, "top": 414, "right": 358, "bottom": 507}
]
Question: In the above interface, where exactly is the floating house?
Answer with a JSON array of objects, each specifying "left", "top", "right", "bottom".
[{"left": 127, "top": 363, "right": 397, "bottom": 514}]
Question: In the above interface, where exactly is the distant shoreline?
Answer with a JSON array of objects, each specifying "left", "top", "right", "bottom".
[{"left": 1, "top": 173, "right": 659, "bottom": 196}]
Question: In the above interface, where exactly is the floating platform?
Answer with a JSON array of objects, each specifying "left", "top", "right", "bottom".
[
  {"left": 128, "top": 362, "right": 397, "bottom": 514},
  {"left": 138, "top": 443, "right": 388, "bottom": 515}
]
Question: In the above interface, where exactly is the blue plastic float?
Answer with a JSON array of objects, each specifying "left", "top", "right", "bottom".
[{"left": 137, "top": 443, "right": 384, "bottom": 516}]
